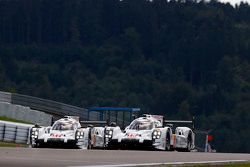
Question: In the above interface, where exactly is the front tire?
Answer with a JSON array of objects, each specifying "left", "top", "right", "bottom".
[
  {"left": 32, "top": 142, "right": 40, "bottom": 148},
  {"left": 77, "top": 143, "right": 85, "bottom": 149},
  {"left": 165, "top": 131, "right": 171, "bottom": 151}
]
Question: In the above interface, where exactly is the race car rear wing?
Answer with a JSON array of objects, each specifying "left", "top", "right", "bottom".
[
  {"left": 80, "top": 121, "right": 107, "bottom": 126},
  {"left": 80, "top": 120, "right": 117, "bottom": 127},
  {"left": 164, "top": 116, "right": 195, "bottom": 130}
]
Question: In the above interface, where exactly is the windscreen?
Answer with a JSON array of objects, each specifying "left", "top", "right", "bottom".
[
  {"left": 52, "top": 122, "right": 74, "bottom": 130},
  {"left": 129, "top": 119, "right": 153, "bottom": 130}
]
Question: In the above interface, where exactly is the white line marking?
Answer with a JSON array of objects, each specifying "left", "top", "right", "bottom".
[
  {"left": 68, "top": 160, "right": 248, "bottom": 167},
  {"left": 1, "top": 156, "right": 117, "bottom": 165}
]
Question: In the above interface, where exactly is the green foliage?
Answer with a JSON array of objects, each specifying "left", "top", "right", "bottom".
[{"left": 0, "top": 0, "right": 250, "bottom": 152}]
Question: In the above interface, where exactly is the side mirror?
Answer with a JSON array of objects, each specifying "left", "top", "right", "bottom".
[
  {"left": 34, "top": 124, "right": 41, "bottom": 128},
  {"left": 166, "top": 124, "right": 173, "bottom": 128},
  {"left": 46, "top": 127, "right": 51, "bottom": 133},
  {"left": 110, "top": 122, "right": 116, "bottom": 127},
  {"left": 155, "top": 124, "right": 162, "bottom": 128},
  {"left": 87, "top": 124, "right": 94, "bottom": 128}
]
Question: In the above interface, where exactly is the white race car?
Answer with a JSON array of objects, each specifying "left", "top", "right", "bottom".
[
  {"left": 105, "top": 114, "right": 195, "bottom": 151},
  {"left": 82, "top": 122, "right": 121, "bottom": 149},
  {"left": 30, "top": 116, "right": 89, "bottom": 149}
]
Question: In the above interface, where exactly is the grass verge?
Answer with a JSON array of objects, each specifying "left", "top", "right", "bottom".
[
  {"left": 0, "top": 116, "right": 32, "bottom": 124},
  {"left": 149, "top": 163, "right": 250, "bottom": 167},
  {"left": 0, "top": 141, "right": 28, "bottom": 147}
]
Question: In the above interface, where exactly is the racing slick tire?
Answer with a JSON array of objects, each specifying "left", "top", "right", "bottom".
[
  {"left": 31, "top": 142, "right": 41, "bottom": 148},
  {"left": 165, "top": 130, "right": 171, "bottom": 151},
  {"left": 185, "top": 131, "right": 192, "bottom": 152},
  {"left": 77, "top": 143, "right": 85, "bottom": 149}
]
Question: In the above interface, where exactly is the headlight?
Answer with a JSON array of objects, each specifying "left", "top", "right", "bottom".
[
  {"left": 31, "top": 130, "right": 38, "bottom": 139},
  {"left": 153, "top": 130, "right": 161, "bottom": 139},
  {"left": 105, "top": 130, "right": 113, "bottom": 139},
  {"left": 76, "top": 131, "right": 84, "bottom": 139}
]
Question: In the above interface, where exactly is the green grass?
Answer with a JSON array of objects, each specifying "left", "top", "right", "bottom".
[
  {"left": 186, "top": 163, "right": 250, "bottom": 167},
  {"left": 223, "top": 164, "right": 250, "bottom": 167},
  {"left": 147, "top": 163, "right": 250, "bottom": 167},
  {"left": 0, "top": 141, "right": 28, "bottom": 147},
  {"left": 0, "top": 116, "right": 32, "bottom": 124}
]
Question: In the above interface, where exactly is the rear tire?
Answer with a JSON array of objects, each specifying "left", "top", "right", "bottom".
[{"left": 185, "top": 132, "right": 192, "bottom": 152}]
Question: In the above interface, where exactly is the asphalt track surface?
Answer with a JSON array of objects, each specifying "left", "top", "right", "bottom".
[{"left": 0, "top": 148, "right": 249, "bottom": 167}]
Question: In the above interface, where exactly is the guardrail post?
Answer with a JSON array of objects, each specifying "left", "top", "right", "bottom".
[
  {"left": 27, "top": 127, "right": 31, "bottom": 145},
  {"left": 2, "top": 123, "right": 5, "bottom": 141},
  {"left": 14, "top": 126, "right": 17, "bottom": 143}
]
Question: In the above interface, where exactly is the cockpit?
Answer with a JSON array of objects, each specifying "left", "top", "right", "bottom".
[
  {"left": 52, "top": 122, "right": 75, "bottom": 130},
  {"left": 128, "top": 119, "right": 154, "bottom": 130}
]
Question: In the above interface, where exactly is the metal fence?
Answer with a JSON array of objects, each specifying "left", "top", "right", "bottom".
[
  {"left": 0, "top": 121, "right": 32, "bottom": 144},
  {"left": 0, "top": 91, "right": 95, "bottom": 120},
  {"left": 0, "top": 91, "right": 133, "bottom": 127},
  {"left": 0, "top": 91, "right": 11, "bottom": 103},
  {"left": 12, "top": 93, "right": 89, "bottom": 119},
  {"left": 0, "top": 91, "right": 137, "bottom": 145}
]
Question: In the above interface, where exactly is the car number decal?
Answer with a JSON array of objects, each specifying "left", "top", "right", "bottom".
[
  {"left": 127, "top": 133, "right": 137, "bottom": 138},
  {"left": 52, "top": 134, "right": 62, "bottom": 138}
]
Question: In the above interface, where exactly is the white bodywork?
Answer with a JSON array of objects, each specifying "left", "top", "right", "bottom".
[
  {"left": 172, "top": 127, "right": 195, "bottom": 150},
  {"left": 30, "top": 116, "right": 118, "bottom": 149},
  {"left": 105, "top": 115, "right": 195, "bottom": 151},
  {"left": 90, "top": 127, "right": 105, "bottom": 148},
  {"left": 30, "top": 116, "right": 89, "bottom": 149},
  {"left": 88, "top": 126, "right": 122, "bottom": 148}
]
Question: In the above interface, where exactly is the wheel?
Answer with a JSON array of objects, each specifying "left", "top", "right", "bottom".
[
  {"left": 185, "top": 132, "right": 192, "bottom": 152},
  {"left": 165, "top": 131, "right": 171, "bottom": 151},
  {"left": 87, "top": 142, "right": 93, "bottom": 149},
  {"left": 186, "top": 139, "right": 191, "bottom": 152},
  {"left": 31, "top": 142, "right": 40, "bottom": 148},
  {"left": 77, "top": 143, "right": 85, "bottom": 149}
]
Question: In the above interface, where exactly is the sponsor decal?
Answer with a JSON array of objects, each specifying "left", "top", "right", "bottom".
[
  {"left": 51, "top": 133, "right": 63, "bottom": 138},
  {"left": 127, "top": 133, "right": 138, "bottom": 139}
]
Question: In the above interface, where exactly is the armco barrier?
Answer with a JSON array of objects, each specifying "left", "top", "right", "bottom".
[
  {"left": 0, "top": 120, "right": 33, "bottom": 144},
  {"left": 12, "top": 93, "right": 101, "bottom": 121},
  {"left": 0, "top": 91, "right": 11, "bottom": 103},
  {"left": 11, "top": 93, "right": 88, "bottom": 119},
  {"left": 0, "top": 102, "right": 52, "bottom": 126},
  {"left": 0, "top": 91, "right": 130, "bottom": 127}
]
